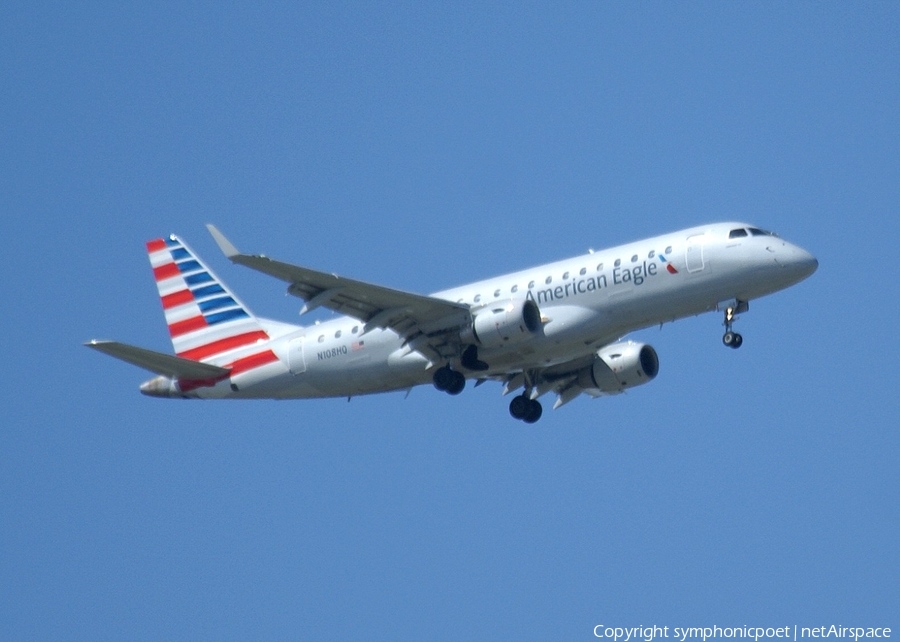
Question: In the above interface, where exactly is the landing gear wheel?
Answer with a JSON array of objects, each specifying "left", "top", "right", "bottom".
[
  {"left": 433, "top": 366, "right": 454, "bottom": 392},
  {"left": 434, "top": 366, "right": 466, "bottom": 395},
  {"left": 722, "top": 331, "right": 743, "bottom": 349},
  {"left": 509, "top": 394, "right": 543, "bottom": 423},
  {"left": 446, "top": 371, "right": 466, "bottom": 395},
  {"left": 523, "top": 399, "right": 543, "bottom": 424},
  {"left": 509, "top": 394, "right": 530, "bottom": 420}
]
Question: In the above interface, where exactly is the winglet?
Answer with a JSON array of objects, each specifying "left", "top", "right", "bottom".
[{"left": 206, "top": 224, "right": 240, "bottom": 259}]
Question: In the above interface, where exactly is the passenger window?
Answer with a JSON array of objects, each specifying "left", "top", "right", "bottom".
[
  {"left": 511, "top": 284, "right": 519, "bottom": 293},
  {"left": 579, "top": 267, "right": 586, "bottom": 276},
  {"left": 596, "top": 263, "right": 603, "bottom": 271},
  {"left": 494, "top": 289, "right": 501, "bottom": 298},
  {"left": 648, "top": 250, "right": 655, "bottom": 258},
  {"left": 352, "top": 326, "right": 358, "bottom": 334},
  {"left": 665, "top": 246, "right": 672, "bottom": 254},
  {"left": 631, "top": 255, "right": 638, "bottom": 263},
  {"left": 335, "top": 330, "right": 342, "bottom": 338},
  {"left": 563, "top": 271, "right": 569, "bottom": 280},
  {"left": 545, "top": 276, "right": 552, "bottom": 284},
  {"left": 318, "top": 335, "right": 325, "bottom": 343},
  {"left": 614, "top": 259, "right": 621, "bottom": 267},
  {"left": 474, "top": 294, "right": 481, "bottom": 303},
  {"left": 528, "top": 280, "right": 535, "bottom": 289},
  {"left": 729, "top": 228, "right": 748, "bottom": 239}
]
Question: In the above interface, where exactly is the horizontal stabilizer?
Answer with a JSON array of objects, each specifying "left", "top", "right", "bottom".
[{"left": 85, "top": 340, "right": 231, "bottom": 379}]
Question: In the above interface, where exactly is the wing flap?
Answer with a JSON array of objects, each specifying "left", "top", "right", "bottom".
[{"left": 85, "top": 340, "right": 231, "bottom": 379}]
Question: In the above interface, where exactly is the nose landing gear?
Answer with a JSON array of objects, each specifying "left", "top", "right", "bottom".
[
  {"left": 722, "top": 305, "right": 743, "bottom": 349},
  {"left": 723, "top": 331, "right": 743, "bottom": 348}
]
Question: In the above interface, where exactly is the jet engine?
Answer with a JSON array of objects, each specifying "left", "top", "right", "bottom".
[
  {"left": 576, "top": 341, "right": 659, "bottom": 394},
  {"left": 463, "top": 298, "right": 542, "bottom": 349}
]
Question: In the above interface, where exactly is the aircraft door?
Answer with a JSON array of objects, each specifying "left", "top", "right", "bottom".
[
  {"left": 686, "top": 234, "right": 706, "bottom": 273},
  {"left": 287, "top": 337, "right": 307, "bottom": 374}
]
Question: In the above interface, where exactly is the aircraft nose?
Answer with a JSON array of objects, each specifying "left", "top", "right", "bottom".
[
  {"left": 803, "top": 251, "right": 818, "bottom": 276},
  {"left": 779, "top": 243, "right": 818, "bottom": 282}
]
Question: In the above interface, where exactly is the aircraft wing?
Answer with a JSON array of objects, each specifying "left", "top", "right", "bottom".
[
  {"left": 206, "top": 225, "right": 471, "bottom": 362},
  {"left": 85, "top": 340, "right": 231, "bottom": 379}
]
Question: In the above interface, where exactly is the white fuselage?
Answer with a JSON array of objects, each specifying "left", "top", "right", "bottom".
[{"left": 191, "top": 222, "right": 816, "bottom": 400}]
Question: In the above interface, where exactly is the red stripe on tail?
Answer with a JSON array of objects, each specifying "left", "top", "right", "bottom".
[
  {"left": 177, "top": 330, "right": 270, "bottom": 361},
  {"left": 153, "top": 263, "right": 180, "bottom": 281},
  {"left": 161, "top": 289, "right": 195, "bottom": 309},
  {"left": 168, "top": 315, "right": 208, "bottom": 337}
]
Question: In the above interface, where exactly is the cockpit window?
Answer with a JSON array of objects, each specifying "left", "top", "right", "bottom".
[
  {"left": 748, "top": 227, "right": 775, "bottom": 237},
  {"left": 729, "top": 228, "right": 748, "bottom": 239}
]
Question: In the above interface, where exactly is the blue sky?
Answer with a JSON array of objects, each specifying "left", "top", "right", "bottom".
[{"left": 2, "top": 3, "right": 898, "bottom": 640}]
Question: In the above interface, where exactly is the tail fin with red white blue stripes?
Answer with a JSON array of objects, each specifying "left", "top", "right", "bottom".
[{"left": 145, "top": 234, "right": 274, "bottom": 367}]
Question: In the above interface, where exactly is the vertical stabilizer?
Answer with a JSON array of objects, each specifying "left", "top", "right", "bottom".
[{"left": 146, "top": 235, "right": 274, "bottom": 367}]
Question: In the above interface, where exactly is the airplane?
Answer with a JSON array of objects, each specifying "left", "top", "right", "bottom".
[{"left": 86, "top": 222, "right": 817, "bottom": 422}]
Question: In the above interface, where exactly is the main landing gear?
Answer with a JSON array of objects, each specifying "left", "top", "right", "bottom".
[
  {"left": 433, "top": 360, "right": 545, "bottom": 424},
  {"left": 722, "top": 305, "right": 743, "bottom": 349},
  {"left": 433, "top": 365, "right": 465, "bottom": 395},
  {"left": 509, "top": 393, "right": 543, "bottom": 423}
]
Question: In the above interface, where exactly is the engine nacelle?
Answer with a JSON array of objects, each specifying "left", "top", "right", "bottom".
[
  {"left": 463, "top": 298, "right": 542, "bottom": 349},
  {"left": 576, "top": 341, "right": 659, "bottom": 394}
]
